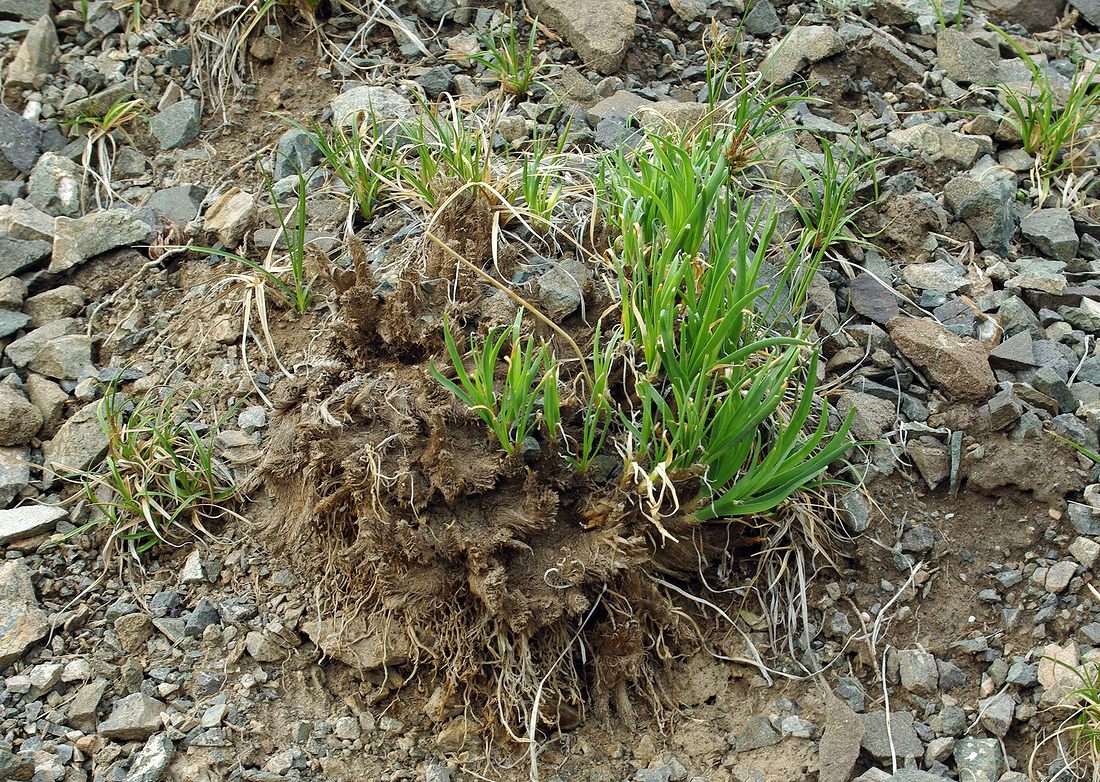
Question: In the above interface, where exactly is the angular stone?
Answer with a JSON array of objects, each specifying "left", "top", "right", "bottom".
[
  {"left": 23, "top": 285, "right": 85, "bottom": 327},
  {"left": 0, "top": 385, "right": 41, "bottom": 445},
  {"left": 944, "top": 175, "right": 1016, "bottom": 252},
  {"left": 25, "top": 334, "right": 91, "bottom": 380},
  {"left": 953, "top": 737, "right": 1004, "bottom": 782},
  {"left": 27, "top": 152, "right": 81, "bottom": 218},
  {"left": 936, "top": 29, "right": 1000, "bottom": 85},
  {"left": 66, "top": 678, "right": 108, "bottom": 729},
  {"left": 887, "top": 124, "right": 981, "bottom": 167},
  {"left": 819, "top": 694, "right": 863, "bottom": 782},
  {"left": 149, "top": 99, "right": 200, "bottom": 150},
  {"left": 0, "top": 198, "right": 55, "bottom": 241},
  {"left": 5, "top": 16, "right": 59, "bottom": 89},
  {"left": 25, "top": 374, "right": 66, "bottom": 436},
  {"left": 145, "top": 184, "right": 206, "bottom": 225},
  {"left": 527, "top": 0, "right": 635, "bottom": 74},
  {"left": 115, "top": 613, "right": 153, "bottom": 652},
  {"left": 587, "top": 91, "right": 655, "bottom": 124},
  {"left": 1021, "top": 208, "right": 1079, "bottom": 262},
  {"left": 99, "top": 693, "right": 166, "bottom": 740},
  {"left": 898, "top": 648, "right": 939, "bottom": 695},
  {"left": 887, "top": 317, "right": 996, "bottom": 401},
  {"left": 975, "top": 0, "right": 1062, "bottom": 30},
  {"left": 6, "top": 318, "right": 79, "bottom": 367},
  {"left": 744, "top": 0, "right": 780, "bottom": 35},
  {"left": 0, "top": 560, "right": 48, "bottom": 666},
  {"left": 0, "top": 504, "right": 64, "bottom": 544},
  {"left": 0, "top": 0, "right": 49, "bottom": 20},
  {"left": 870, "top": 0, "right": 935, "bottom": 25},
  {"left": 735, "top": 715, "right": 781, "bottom": 752},
  {"left": 849, "top": 272, "right": 899, "bottom": 325},
  {"left": 988, "top": 331, "right": 1036, "bottom": 370},
  {"left": 902, "top": 260, "right": 969, "bottom": 293},
  {"left": 762, "top": 25, "right": 843, "bottom": 85},
  {"left": 0, "top": 107, "right": 41, "bottom": 178},
  {"left": 51, "top": 209, "right": 152, "bottom": 272},
  {"left": 908, "top": 441, "right": 950, "bottom": 488},
  {"left": 125, "top": 734, "right": 175, "bottom": 782},
  {"left": 0, "top": 447, "right": 30, "bottom": 507},
  {"left": 42, "top": 401, "right": 108, "bottom": 488},
  {"left": 836, "top": 391, "right": 895, "bottom": 440},
  {"left": 203, "top": 188, "right": 255, "bottom": 250},
  {"left": 978, "top": 692, "right": 1015, "bottom": 738},
  {"left": 861, "top": 710, "right": 923, "bottom": 760}
]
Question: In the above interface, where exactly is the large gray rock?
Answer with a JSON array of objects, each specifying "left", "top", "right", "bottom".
[
  {"left": 27, "top": 152, "right": 82, "bottom": 218},
  {"left": 0, "top": 235, "right": 50, "bottom": 278},
  {"left": 149, "top": 99, "right": 200, "bottom": 150},
  {"left": 869, "top": 0, "right": 935, "bottom": 25},
  {"left": 0, "top": 107, "right": 41, "bottom": 178},
  {"left": 0, "top": 0, "right": 49, "bottom": 19},
  {"left": 330, "top": 86, "right": 413, "bottom": 131},
  {"left": 936, "top": 29, "right": 1001, "bottom": 85},
  {"left": 6, "top": 318, "right": 79, "bottom": 366},
  {"left": 51, "top": 209, "right": 152, "bottom": 272},
  {"left": 0, "top": 560, "right": 48, "bottom": 666},
  {"left": 0, "top": 198, "right": 55, "bottom": 241},
  {"left": 886, "top": 124, "right": 982, "bottom": 167},
  {"left": 527, "top": 0, "right": 635, "bottom": 74},
  {"left": 23, "top": 284, "right": 85, "bottom": 327},
  {"left": 125, "top": 734, "right": 175, "bottom": 782},
  {"left": 1021, "top": 208, "right": 1079, "bottom": 262},
  {"left": 975, "top": 0, "right": 1062, "bottom": 30},
  {"left": 0, "top": 385, "right": 41, "bottom": 446},
  {"left": 762, "top": 25, "right": 844, "bottom": 85},
  {"left": 819, "top": 694, "right": 863, "bottom": 782},
  {"left": 0, "top": 504, "right": 64, "bottom": 544},
  {"left": 42, "top": 400, "right": 108, "bottom": 487},
  {"left": 1072, "top": 0, "right": 1100, "bottom": 27},
  {"left": 99, "top": 693, "right": 166, "bottom": 740},
  {"left": 898, "top": 648, "right": 939, "bottom": 694},
  {"left": 5, "top": 16, "right": 59, "bottom": 89}
]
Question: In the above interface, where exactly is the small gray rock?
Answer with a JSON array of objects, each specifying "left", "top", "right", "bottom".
[
  {"left": 0, "top": 385, "right": 42, "bottom": 445},
  {"left": 51, "top": 209, "right": 153, "bottom": 272},
  {"left": 149, "top": 99, "right": 201, "bottom": 150},
  {"left": 0, "top": 236, "right": 51, "bottom": 278},
  {"left": 1021, "top": 208, "right": 1079, "bottom": 262},
  {"left": 124, "top": 733, "right": 175, "bottom": 782},
  {"left": 861, "top": 710, "right": 923, "bottom": 760},
  {"left": 0, "top": 503, "right": 64, "bottom": 544},
  {"left": 953, "top": 737, "right": 1004, "bottom": 782},
  {"left": 146, "top": 184, "right": 206, "bottom": 224},
  {"left": 42, "top": 401, "right": 109, "bottom": 488},
  {"left": 0, "top": 560, "right": 48, "bottom": 666},
  {"left": 273, "top": 129, "right": 321, "bottom": 180},
  {"left": 898, "top": 648, "right": 939, "bottom": 695},
  {"left": 736, "top": 715, "right": 781, "bottom": 752},
  {"left": 0, "top": 107, "right": 41, "bottom": 178},
  {"left": 27, "top": 152, "right": 82, "bottom": 218}
]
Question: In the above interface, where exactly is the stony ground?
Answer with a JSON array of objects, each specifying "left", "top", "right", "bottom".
[{"left": 4, "top": 0, "right": 1100, "bottom": 779}]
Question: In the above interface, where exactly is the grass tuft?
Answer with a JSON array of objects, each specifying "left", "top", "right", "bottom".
[{"left": 69, "top": 385, "right": 240, "bottom": 559}]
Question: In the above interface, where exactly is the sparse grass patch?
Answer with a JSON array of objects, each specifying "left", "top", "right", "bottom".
[
  {"left": 71, "top": 385, "right": 240, "bottom": 560},
  {"left": 61, "top": 95, "right": 147, "bottom": 209},
  {"left": 471, "top": 17, "right": 549, "bottom": 98},
  {"left": 994, "top": 30, "right": 1100, "bottom": 202}
]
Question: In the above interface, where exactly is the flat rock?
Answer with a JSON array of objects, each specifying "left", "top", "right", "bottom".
[
  {"left": 936, "top": 29, "right": 1000, "bottom": 85},
  {"left": 527, "top": 0, "right": 635, "bottom": 74},
  {"left": 735, "top": 715, "right": 781, "bottom": 752},
  {"left": 145, "top": 184, "right": 206, "bottom": 224},
  {"left": 24, "top": 284, "right": 85, "bottom": 327},
  {"left": 0, "top": 560, "right": 48, "bottom": 666},
  {"left": 887, "top": 124, "right": 981, "bottom": 167},
  {"left": 0, "top": 198, "right": 55, "bottom": 241},
  {"left": 901, "top": 260, "right": 969, "bottom": 293},
  {"left": 819, "top": 693, "right": 863, "bottom": 782},
  {"left": 849, "top": 272, "right": 899, "bottom": 325},
  {"left": 975, "top": 0, "right": 1062, "bottom": 30},
  {"left": 988, "top": 331, "right": 1037, "bottom": 370},
  {"left": 330, "top": 85, "right": 413, "bottom": 131},
  {"left": 51, "top": 209, "right": 152, "bottom": 272},
  {"left": 0, "top": 504, "right": 64, "bottom": 544},
  {"left": 870, "top": 0, "right": 934, "bottom": 25},
  {"left": 6, "top": 318, "right": 80, "bottom": 367},
  {"left": 66, "top": 678, "right": 108, "bottom": 729},
  {"left": 0, "top": 0, "right": 49, "bottom": 19},
  {"left": 763, "top": 25, "right": 844, "bottom": 85},
  {"left": 42, "top": 401, "right": 108, "bottom": 488},
  {"left": 861, "top": 710, "right": 923, "bottom": 760},
  {"left": 943, "top": 175, "right": 1016, "bottom": 253},
  {"left": 898, "top": 648, "right": 939, "bottom": 694},
  {"left": 99, "top": 693, "right": 166, "bottom": 740},
  {"left": 887, "top": 317, "right": 996, "bottom": 401},
  {"left": 0, "top": 385, "right": 42, "bottom": 445},
  {"left": 587, "top": 91, "right": 655, "bottom": 124},
  {"left": 0, "top": 107, "right": 41, "bottom": 178}
]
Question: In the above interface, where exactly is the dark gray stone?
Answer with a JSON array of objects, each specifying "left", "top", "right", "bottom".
[
  {"left": 149, "top": 99, "right": 201, "bottom": 150},
  {"left": 849, "top": 272, "right": 899, "bottom": 325},
  {"left": 0, "top": 106, "right": 40, "bottom": 177},
  {"left": 954, "top": 737, "right": 1004, "bottom": 782},
  {"left": 419, "top": 66, "right": 454, "bottom": 99},
  {"left": 273, "top": 129, "right": 321, "bottom": 180},
  {"left": 988, "top": 331, "right": 1036, "bottom": 370},
  {"left": 736, "top": 715, "right": 781, "bottom": 752},
  {"left": 861, "top": 710, "right": 923, "bottom": 759},
  {"left": 1021, "top": 208, "right": 1079, "bottom": 262},
  {"left": 744, "top": 0, "right": 780, "bottom": 35}
]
